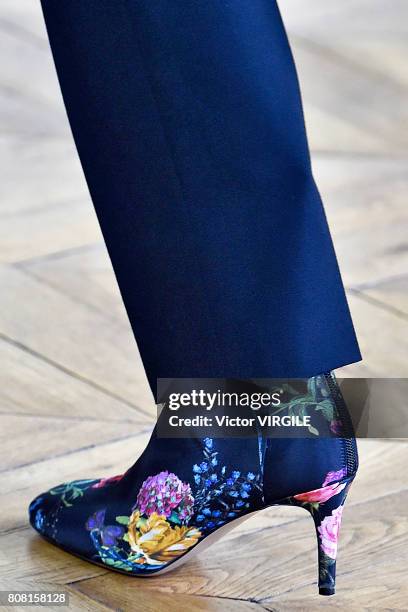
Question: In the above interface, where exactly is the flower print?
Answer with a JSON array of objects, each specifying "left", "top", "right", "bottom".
[
  {"left": 322, "top": 469, "right": 347, "bottom": 487},
  {"left": 232, "top": 471, "right": 240, "bottom": 479},
  {"left": 210, "top": 474, "right": 218, "bottom": 482},
  {"left": 194, "top": 474, "right": 201, "bottom": 485},
  {"left": 34, "top": 509, "right": 45, "bottom": 532},
  {"left": 135, "top": 471, "right": 194, "bottom": 522},
  {"left": 50, "top": 479, "right": 96, "bottom": 507},
  {"left": 92, "top": 474, "right": 124, "bottom": 489},
  {"left": 293, "top": 481, "right": 346, "bottom": 504},
  {"left": 240, "top": 489, "right": 249, "bottom": 499},
  {"left": 229, "top": 490, "right": 239, "bottom": 498},
  {"left": 127, "top": 511, "right": 201, "bottom": 564},
  {"left": 317, "top": 505, "right": 344, "bottom": 559},
  {"left": 204, "top": 438, "right": 213, "bottom": 450},
  {"left": 293, "top": 470, "right": 347, "bottom": 504},
  {"left": 212, "top": 510, "right": 221, "bottom": 518},
  {"left": 226, "top": 478, "right": 234, "bottom": 486},
  {"left": 86, "top": 510, "right": 124, "bottom": 547},
  {"left": 330, "top": 420, "right": 343, "bottom": 435},
  {"left": 204, "top": 478, "right": 212, "bottom": 487},
  {"left": 200, "top": 462, "right": 208, "bottom": 471},
  {"left": 211, "top": 457, "right": 218, "bottom": 467},
  {"left": 247, "top": 472, "right": 255, "bottom": 480},
  {"left": 202, "top": 508, "right": 211, "bottom": 516},
  {"left": 193, "top": 464, "right": 201, "bottom": 473}
]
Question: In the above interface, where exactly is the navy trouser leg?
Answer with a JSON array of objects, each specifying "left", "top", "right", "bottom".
[{"left": 40, "top": 1, "right": 361, "bottom": 395}]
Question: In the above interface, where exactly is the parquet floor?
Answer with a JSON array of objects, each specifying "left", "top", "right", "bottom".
[{"left": 1, "top": 1, "right": 407, "bottom": 610}]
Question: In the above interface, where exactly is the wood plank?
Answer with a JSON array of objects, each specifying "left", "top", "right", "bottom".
[
  {"left": 314, "top": 156, "right": 408, "bottom": 288},
  {"left": 0, "top": 135, "right": 97, "bottom": 264},
  {"left": 357, "top": 274, "right": 408, "bottom": 317},
  {"left": 19, "top": 244, "right": 126, "bottom": 320},
  {"left": 0, "top": 136, "right": 85, "bottom": 217},
  {"left": 337, "top": 292, "right": 408, "bottom": 377},
  {"left": 0, "top": 339, "right": 151, "bottom": 423},
  {"left": 0, "top": 413, "right": 144, "bottom": 473},
  {"left": 0, "top": 264, "right": 154, "bottom": 411},
  {"left": 0, "top": 432, "right": 151, "bottom": 533}
]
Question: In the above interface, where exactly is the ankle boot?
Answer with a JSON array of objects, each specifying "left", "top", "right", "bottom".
[{"left": 29, "top": 372, "right": 358, "bottom": 596}]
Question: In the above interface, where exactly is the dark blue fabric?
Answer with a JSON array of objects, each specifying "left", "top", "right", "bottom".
[{"left": 41, "top": 0, "right": 361, "bottom": 395}]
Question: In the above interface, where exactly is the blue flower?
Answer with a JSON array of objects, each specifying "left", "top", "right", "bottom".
[
  {"left": 226, "top": 478, "right": 234, "bottom": 486},
  {"left": 196, "top": 514, "right": 205, "bottom": 522},
  {"left": 203, "top": 508, "right": 211, "bottom": 516},
  {"left": 207, "top": 521, "right": 215, "bottom": 529},
  {"left": 217, "top": 520, "right": 225, "bottom": 526},
  {"left": 227, "top": 512, "right": 236, "bottom": 518},
  {"left": 247, "top": 472, "right": 255, "bottom": 480},
  {"left": 241, "top": 482, "right": 251, "bottom": 491},
  {"left": 200, "top": 462, "right": 208, "bottom": 471},
  {"left": 211, "top": 457, "right": 218, "bottom": 466},
  {"left": 240, "top": 490, "right": 249, "bottom": 499},
  {"left": 194, "top": 474, "right": 201, "bottom": 485},
  {"left": 212, "top": 510, "right": 221, "bottom": 518},
  {"left": 193, "top": 464, "right": 201, "bottom": 473},
  {"left": 236, "top": 500, "right": 245, "bottom": 508},
  {"left": 229, "top": 490, "right": 239, "bottom": 497},
  {"left": 204, "top": 438, "right": 213, "bottom": 450},
  {"left": 210, "top": 474, "right": 218, "bottom": 482},
  {"left": 232, "top": 471, "right": 241, "bottom": 480},
  {"left": 34, "top": 509, "right": 45, "bottom": 532},
  {"left": 205, "top": 478, "right": 212, "bottom": 487}
]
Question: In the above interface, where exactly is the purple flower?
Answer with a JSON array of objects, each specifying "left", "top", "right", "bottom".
[
  {"left": 135, "top": 471, "right": 194, "bottom": 521},
  {"left": 322, "top": 468, "right": 347, "bottom": 487}
]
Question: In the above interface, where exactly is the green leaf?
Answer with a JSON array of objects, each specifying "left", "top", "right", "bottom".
[
  {"left": 169, "top": 511, "right": 180, "bottom": 524},
  {"left": 116, "top": 515, "right": 130, "bottom": 525}
]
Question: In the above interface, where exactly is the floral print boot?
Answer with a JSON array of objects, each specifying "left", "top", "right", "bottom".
[{"left": 29, "top": 373, "right": 358, "bottom": 595}]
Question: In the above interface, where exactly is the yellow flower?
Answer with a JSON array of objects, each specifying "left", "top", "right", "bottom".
[{"left": 127, "top": 511, "right": 201, "bottom": 565}]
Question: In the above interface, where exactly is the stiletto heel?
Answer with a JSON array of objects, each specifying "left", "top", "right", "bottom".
[{"left": 288, "top": 475, "right": 354, "bottom": 596}]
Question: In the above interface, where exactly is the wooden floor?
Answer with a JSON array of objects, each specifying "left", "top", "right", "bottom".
[{"left": 1, "top": 1, "right": 408, "bottom": 609}]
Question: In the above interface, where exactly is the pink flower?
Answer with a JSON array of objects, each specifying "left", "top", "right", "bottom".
[
  {"left": 92, "top": 474, "right": 123, "bottom": 489},
  {"left": 322, "top": 468, "right": 347, "bottom": 487},
  {"left": 317, "top": 505, "right": 344, "bottom": 559},
  {"left": 293, "top": 480, "right": 346, "bottom": 503},
  {"left": 136, "top": 471, "right": 194, "bottom": 521}
]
